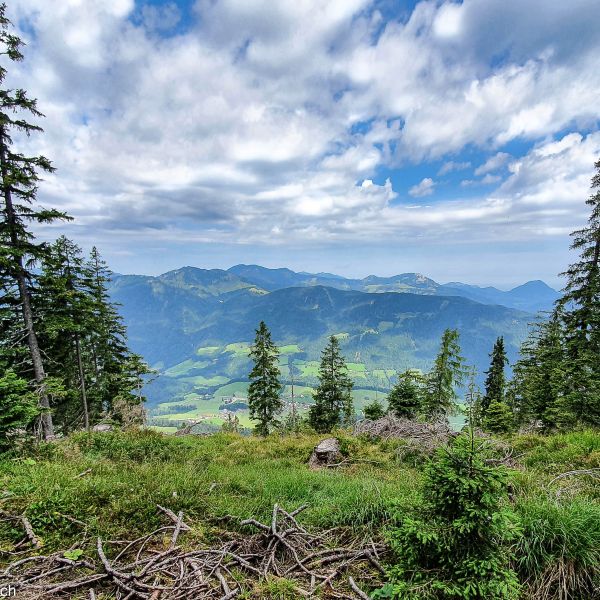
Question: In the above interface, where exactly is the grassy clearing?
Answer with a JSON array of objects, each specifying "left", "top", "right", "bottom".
[
  {"left": 0, "top": 431, "right": 420, "bottom": 554},
  {"left": 0, "top": 429, "right": 599, "bottom": 598},
  {"left": 164, "top": 358, "right": 210, "bottom": 377},
  {"left": 196, "top": 345, "right": 220, "bottom": 356},
  {"left": 224, "top": 342, "right": 251, "bottom": 356},
  {"left": 278, "top": 344, "right": 302, "bottom": 354}
]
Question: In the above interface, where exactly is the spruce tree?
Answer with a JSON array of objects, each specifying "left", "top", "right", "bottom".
[
  {"left": 364, "top": 399, "right": 385, "bottom": 420},
  {"left": 482, "top": 337, "right": 508, "bottom": 414},
  {"left": 0, "top": 370, "right": 38, "bottom": 449},
  {"left": 511, "top": 315, "right": 566, "bottom": 429},
  {"left": 308, "top": 335, "right": 354, "bottom": 433},
  {"left": 556, "top": 158, "right": 600, "bottom": 426},
  {"left": 36, "top": 236, "right": 97, "bottom": 432},
  {"left": 0, "top": 6, "right": 70, "bottom": 439},
  {"left": 375, "top": 433, "right": 521, "bottom": 599},
  {"left": 247, "top": 321, "right": 283, "bottom": 436},
  {"left": 423, "top": 329, "right": 466, "bottom": 418},
  {"left": 85, "top": 247, "right": 150, "bottom": 423},
  {"left": 483, "top": 400, "right": 514, "bottom": 434},
  {"left": 387, "top": 370, "right": 424, "bottom": 419}
]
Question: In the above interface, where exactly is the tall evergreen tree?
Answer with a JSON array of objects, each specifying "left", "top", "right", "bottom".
[
  {"left": 85, "top": 246, "right": 150, "bottom": 422},
  {"left": 510, "top": 315, "right": 566, "bottom": 429},
  {"left": 308, "top": 336, "right": 354, "bottom": 433},
  {"left": 0, "top": 6, "right": 70, "bottom": 439},
  {"left": 423, "top": 329, "right": 466, "bottom": 418},
  {"left": 0, "top": 370, "right": 38, "bottom": 450},
  {"left": 247, "top": 321, "right": 283, "bottom": 436},
  {"left": 387, "top": 369, "right": 424, "bottom": 419},
  {"left": 482, "top": 337, "right": 508, "bottom": 414},
  {"left": 36, "top": 236, "right": 97, "bottom": 432},
  {"left": 556, "top": 157, "right": 600, "bottom": 426}
]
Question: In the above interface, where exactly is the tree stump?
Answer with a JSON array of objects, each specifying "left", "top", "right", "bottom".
[{"left": 308, "top": 438, "right": 341, "bottom": 469}]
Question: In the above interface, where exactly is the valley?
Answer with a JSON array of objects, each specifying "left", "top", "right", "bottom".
[{"left": 107, "top": 265, "right": 551, "bottom": 430}]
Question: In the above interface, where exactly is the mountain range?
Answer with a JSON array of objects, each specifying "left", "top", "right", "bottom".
[{"left": 108, "top": 265, "right": 557, "bottom": 407}]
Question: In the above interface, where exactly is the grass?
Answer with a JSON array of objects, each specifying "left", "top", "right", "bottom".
[
  {"left": 278, "top": 344, "right": 302, "bottom": 354},
  {"left": 1, "top": 429, "right": 599, "bottom": 599},
  {"left": 164, "top": 358, "right": 211, "bottom": 377},
  {"left": 0, "top": 431, "right": 420, "bottom": 554},
  {"left": 224, "top": 342, "right": 251, "bottom": 356},
  {"left": 196, "top": 345, "right": 220, "bottom": 356}
]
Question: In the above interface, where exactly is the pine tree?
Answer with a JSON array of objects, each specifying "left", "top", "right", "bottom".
[
  {"left": 375, "top": 433, "right": 521, "bottom": 599},
  {"left": 423, "top": 329, "right": 466, "bottom": 418},
  {"left": 0, "top": 6, "right": 70, "bottom": 439},
  {"left": 308, "top": 336, "right": 354, "bottom": 433},
  {"left": 247, "top": 321, "right": 283, "bottom": 436},
  {"left": 464, "top": 366, "right": 484, "bottom": 428},
  {"left": 387, "top": 370, "right": 424, "bottom": 419},
  {"left": 0, "top": 370, "right": 38, "bottom": 449},
  {"left": 482, "top": 337, "right": 508, "bottom": 414},
  {"left": 483, "top": 400, "right": 514, "bottom": 434},
  {"left": 511, "top": 314, "right": 566, "bottom": 429},
  {"left": 85, "top": 247, "right": 150, "bottom": 423},
  {"left": 556, "top": 158, "right": 600, "bottom": 426},
  {"left": 36, "top": 236, "right": 97, "bottom": 432},
  {"left": 364, "top": 399, "right": 385, "bottom": 420}
]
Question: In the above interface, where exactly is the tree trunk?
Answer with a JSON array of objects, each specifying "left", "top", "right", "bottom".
[
  {"left": 0, "top": 130, "right": 54, "bottom": 439},
  {"left": 74, "top": 335, "right": 90, "bottom": 431}
]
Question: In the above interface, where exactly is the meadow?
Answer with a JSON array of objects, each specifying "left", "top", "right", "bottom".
[{"left": 0, "top": 429, "right": 598, "bottom": 598}]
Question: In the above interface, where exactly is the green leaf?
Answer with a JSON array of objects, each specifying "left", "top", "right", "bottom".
[{"left": 63, "top": 549, "right": 83, "bottom": 561}]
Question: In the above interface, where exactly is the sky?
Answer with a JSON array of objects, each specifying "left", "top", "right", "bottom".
[{"left": 7, "top": 0, "right": 600, "bottom": 288}]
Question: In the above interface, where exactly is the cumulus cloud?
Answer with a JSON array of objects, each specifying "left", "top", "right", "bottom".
[
  {"left": 409, "top": 178, "right": 436, "bottom": 197},
  {"left": 438, "top": 161, "right": 471, "bottom": 176},
  {"left": 5, "top": 0, "right": 600, "bottom": 273},
  {"left": 475, "top": 153, "right": 512, "bottom": 176}
]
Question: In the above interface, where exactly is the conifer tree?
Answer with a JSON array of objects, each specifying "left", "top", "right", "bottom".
[
  {"left": 364, "top": 399, "right": 385, "bottom": 420},
  {"left": 85, "top": 247, "right": 150, "bottom": 422},
  {"left": 36, "top": 236, "right": 96, "bottom": 431},
  {"left": 247, "top": 321, "right": 283, "bottom": 436},
  {"left": 0, "top": 370, "right": 38, "bottom": 449},
  {"left": 511, "top": 315, "right": 566, "bottom": 429},
  {"left": 0, "top": 6, "right": 70, "bottom": 439},
  {"left": 483, "top": 400, "right": 514, "bottom": 434},
  {"left": 482, "top": 337, "right": 508, "bottom": 414},
  {"left": 387, "top": 370, "right": 424, "bottom": 419},
  {"left": 308, "top": 336, "right": 354, "bottom": 433},
  {"left": 375, "top": 433, "right": 521, "bottom": 599},
  {"left": 422, "top": 329, "right": 465, "bottom": 418},
  {"left": 556, "top": 158, "right": 600, "bottom": 426}
]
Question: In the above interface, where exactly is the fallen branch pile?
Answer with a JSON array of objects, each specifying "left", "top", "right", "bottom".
[
  {"left": 354, "top": 415, "right": 453, "bottom": 450},
  {"left": 1, "top": 504, "right": 385, "bottom": 599}
]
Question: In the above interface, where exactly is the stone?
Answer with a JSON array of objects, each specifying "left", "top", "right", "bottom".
[{"left": 308, "top": 437, "right": 341, "bottom": 469}]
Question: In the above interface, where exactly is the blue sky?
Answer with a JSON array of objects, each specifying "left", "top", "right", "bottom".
[{"left": 9, "top": 0, "right": 600, "bottom": 288}]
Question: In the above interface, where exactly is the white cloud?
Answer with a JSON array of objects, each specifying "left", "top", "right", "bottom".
[
  {"left": 409, "top": 178, "right": 435, "bottom": 197},
  {"left": 475, "top": 153, "right": 512, "bottom": 176},
  {"left": 438, "top": 161, "right": 471, "bottom": 176},
  {"left": 5, "top": 0, "right": 600, "bottom": 264}
]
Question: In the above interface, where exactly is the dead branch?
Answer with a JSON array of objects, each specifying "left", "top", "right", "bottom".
[{"left": 1, "top": 504, "right": 385, "bottom": 599}]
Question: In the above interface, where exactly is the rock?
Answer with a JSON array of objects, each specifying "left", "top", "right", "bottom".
[
  {"left": 92, "top": 424, "right": 113, "bottom": 432},
  {"left": 308, "top": 437, "right": 341, "bottom": 469}
]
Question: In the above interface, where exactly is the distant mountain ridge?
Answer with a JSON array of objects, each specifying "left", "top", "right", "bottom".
[
  {"left": 223, "top": 264, "right": 558, "bottom": 313},
  {"left": 107, "top": 265, "right": 544, "bottom": 406}
]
